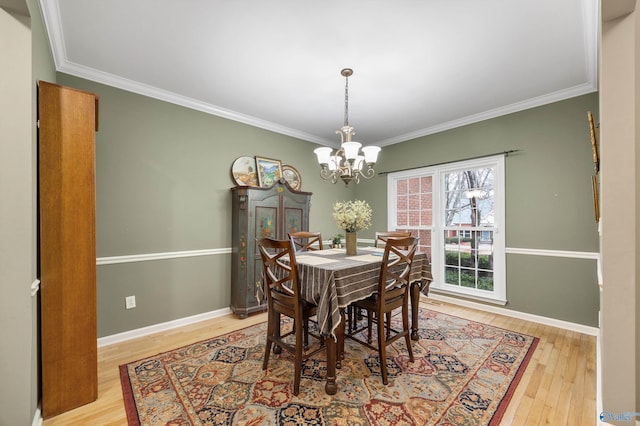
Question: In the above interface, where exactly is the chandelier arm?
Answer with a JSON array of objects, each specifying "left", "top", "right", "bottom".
[
  {"left": 357, "top": 166, "right": 376, "bottom": 180},
  {"left": 331, "top": 172, "right": 339, "bottom": 184},
  {"left": 319, "top": 168, "right": 334, "bottom": 181}
]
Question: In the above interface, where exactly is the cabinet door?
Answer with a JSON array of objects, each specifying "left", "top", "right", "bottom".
[
  {"left": 283, "top": 192, "right": 310, "bottom": 236},
  {"left": 284, "top": 206, "right": 304, "bottom": 235},
  {"left": 249, "top": 193, "right": 279, "bottom": 309}
]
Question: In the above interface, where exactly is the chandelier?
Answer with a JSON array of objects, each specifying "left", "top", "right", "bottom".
[{"left": 314, "top": 68, "right": 381, "bottom": 185}]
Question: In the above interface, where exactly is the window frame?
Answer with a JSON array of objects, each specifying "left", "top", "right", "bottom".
[{"left": 387, "top": 155, "right": 506, "bottom": 304}]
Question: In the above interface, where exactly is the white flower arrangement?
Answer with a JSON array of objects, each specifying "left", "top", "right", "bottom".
[{"left": 332, "top": 199, "right": 372, "bottom": 233}]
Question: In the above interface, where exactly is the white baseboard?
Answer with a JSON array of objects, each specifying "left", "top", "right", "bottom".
[
  {"left": 97, "top": 307, "right": 233, "bottom": 347},
  {"left": 100, "top": 293, "right": 599, "bottom": 348},
  {"left": 31, "top": 406, "right": 42, "bottom": 426},
  {"left": 425, "top": 293, "right": 599, "bottom": 336}
]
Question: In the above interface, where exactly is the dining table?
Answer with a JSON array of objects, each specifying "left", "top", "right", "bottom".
[{"left": 292, "top": 246, "right": 432, "bottom": 395}]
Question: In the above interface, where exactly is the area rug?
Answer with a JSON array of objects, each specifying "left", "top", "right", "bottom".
[{"left": 120, "top": 308, "right": 538, "bottom": 425}]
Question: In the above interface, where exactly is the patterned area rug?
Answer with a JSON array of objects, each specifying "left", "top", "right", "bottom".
[{"left": 120, "top": 308, "right": 537, "bottom": 425}]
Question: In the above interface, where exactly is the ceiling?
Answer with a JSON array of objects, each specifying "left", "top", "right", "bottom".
[{"left": 39, "top": 0, "right": 598, "bottom": 148}]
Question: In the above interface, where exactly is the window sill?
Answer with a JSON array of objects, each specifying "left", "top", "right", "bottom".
[{"left": 429, "top": 287, "right": 507, "bottom": 306}]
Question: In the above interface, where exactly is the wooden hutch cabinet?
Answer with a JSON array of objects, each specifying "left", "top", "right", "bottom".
[{"left": 231, "top": 179, "right": 311, "bottom": 318}]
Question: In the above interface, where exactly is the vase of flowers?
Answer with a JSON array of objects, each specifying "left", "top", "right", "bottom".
[{"left": 332, "top": 200, "right": 372, "bottom": 255}]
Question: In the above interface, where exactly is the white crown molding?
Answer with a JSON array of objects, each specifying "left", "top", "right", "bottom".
[
  {"left": 38, "top": 0, "right": 65, "bottom": 70},
  {"left": 376, "top": 82, "right": 598, "bottom": 146},
  {"left": 39, "top": 0, "right": 334, "bottom": 145},
  {"left": 377, "top": 0, "right": 599, "bottom": 147},
  {"left": 40, "top": 0, "right": 599, "bottom": 149},
  {"left": 58, "top": 60, "right": 334, "bottom": 145},
  {"left": 97, "top": 306, "right": 233, "bottom": 347},
  {"left": 582, "top": 0, "right": 600, "bottom": 86}
]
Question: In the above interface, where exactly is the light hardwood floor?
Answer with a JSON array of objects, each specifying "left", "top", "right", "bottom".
[{"left": 42, "top": 299, "right": 597, "bottom": 426}]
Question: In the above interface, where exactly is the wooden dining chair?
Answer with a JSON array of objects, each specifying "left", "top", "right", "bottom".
[
  {"left": 374, "top": 230, "right": 412, "bottom": 248},
  {"left": 258, "top": 237, "right": 325, "bottom": 395},
  {"left": 347, "top": 236, "right": 417, "bottom": 385},
  {"left": 289, "top": 231, "right": 324, "bottom": 252},
  {"left": 348, "top": 231, "right": 412, "bottom": 333}
]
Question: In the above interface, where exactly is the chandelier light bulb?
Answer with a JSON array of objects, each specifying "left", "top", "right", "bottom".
[
  {"left": 361, "top": 146, "right": 381, "bottom": 165},
  {"left": 314, "top": 147, "right": 332, "bottom": 165}
]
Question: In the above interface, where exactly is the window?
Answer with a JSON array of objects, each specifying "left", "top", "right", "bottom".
[{"left": 387, "top": 155, "right": 505, "bottom": 303}]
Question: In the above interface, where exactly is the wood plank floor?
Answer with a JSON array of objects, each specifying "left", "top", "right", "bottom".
[{"left": 42, "top": 299, "right": 597, "bottom": 425}]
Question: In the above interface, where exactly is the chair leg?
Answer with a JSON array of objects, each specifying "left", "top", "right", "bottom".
[
  {"left": 273, "top": 312, "right": 282, "bottom": 354},
  {"left": 262, "top": 312, "right": 274, "bottom": 370},
  {"left": 402, "top": 304, "right": 414, "bottom": 362},
  {"left": 293, "top": 321, "right": 303, "bottom": 396},
  {"left": 377, "top": 310, "right": 388, "bottom": 385},
  {"left": 386, "top": 312, "right": 392, "bottom": 339},
  {"left": 303, "top": 318, "right": 310, "bottom": 350}
]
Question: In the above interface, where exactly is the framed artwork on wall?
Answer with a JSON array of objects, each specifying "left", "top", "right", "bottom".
[
  {"left": 281, "top": 165, "right": 302, "bottom": 190},
  {"left": 587, "top": 111, "right": 599, "bottom": 173},
  {"left": 231, "top": 156, "right": 259, "bottom": 187},
  {"left": 587, "top": 111, "right": 600, "bottom": 222},
  {"left": 255, "top": 156, "right": 282, "bottom": 188}
]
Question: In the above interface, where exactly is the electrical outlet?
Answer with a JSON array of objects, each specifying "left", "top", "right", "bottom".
[{"left": 125, "top": 295, "right": 136, "bottom": 309}]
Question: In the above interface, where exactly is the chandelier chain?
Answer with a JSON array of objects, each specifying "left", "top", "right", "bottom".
[{"left": 344, "top": 73, "right": 349, "bottom": 127}]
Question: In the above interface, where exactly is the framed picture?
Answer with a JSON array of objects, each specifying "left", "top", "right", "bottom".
[
  {"left": 255, "top": 156, "right": 282, "bottom": 188},
  {"left": 281, "top": 165, "right": 302, "bottom": 191},
  {"left": 231, "top": 156, "right": 259, "bottom": 187},
  {"left": 587, "top": 111, "right": 599, "bottom": 173},
  {"left": 587, "top": 112, "right": 600, "bottom": 222}
]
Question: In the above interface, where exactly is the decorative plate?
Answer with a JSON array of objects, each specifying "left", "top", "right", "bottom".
[
  {"left": 282, "top": 165, "right": 302, "bottom": 190},
  {"left": 231, "top": 156, "right": 259, "bottom": 187}
]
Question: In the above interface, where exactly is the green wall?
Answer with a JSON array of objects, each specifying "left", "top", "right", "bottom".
[
  {"left": 356, "top": 94, "right": 600, "bottom": 325},
  {"left": 56, "top": 74, "right": 356, "bottom": 337},
  {"left": 56, "top": 74, "right": 599, "bottom": 336}
]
